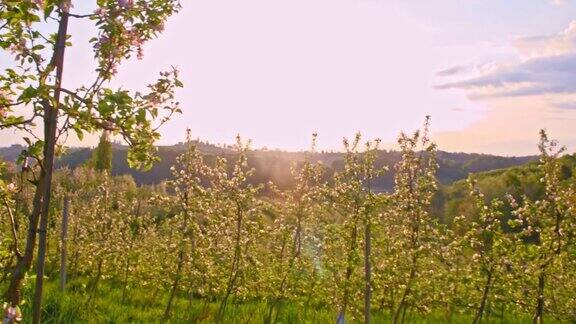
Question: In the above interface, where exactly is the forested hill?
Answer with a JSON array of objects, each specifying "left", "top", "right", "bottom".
[
  {"left": 434, "top": 153, "right": 576, "bottom": 223},
  {"left": 0, "top": 143, "right": 537, "bottom": 191}
]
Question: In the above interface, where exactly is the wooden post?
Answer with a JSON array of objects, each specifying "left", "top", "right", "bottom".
[
  {"left": 32, "top": 8, "right": 70, "bottom": 323},
  {"left": 60, "top": 196, "right": 69, "bottom": 292}
]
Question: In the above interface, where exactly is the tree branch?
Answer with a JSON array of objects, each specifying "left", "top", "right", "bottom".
[
  {"left": 68, "top": 13, "right": 96, "bottom": 19},
  {"left": 2, "top": 197, "right": 22, "bottom": 259},
  {"left": 0, "top": 113, "right": 39, "bottom": 129},
  {"left": 51, "top": 86, "right": 93, "bottom": 105}
]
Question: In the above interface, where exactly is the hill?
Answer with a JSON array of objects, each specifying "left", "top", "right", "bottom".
[
  {"left": 0, "top": 143, "right": 537, "bottom": 191},
  {"left": 435, "top": 153, "right": 576, "bottom": 223}
]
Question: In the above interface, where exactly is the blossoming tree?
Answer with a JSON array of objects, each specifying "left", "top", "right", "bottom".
[{"left": 0, "top": 0, "right": 182, "bottom": 322}]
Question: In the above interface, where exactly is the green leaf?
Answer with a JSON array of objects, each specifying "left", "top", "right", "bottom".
[{"left": 44, "top": 4, "right": 54, "bottom": 20}]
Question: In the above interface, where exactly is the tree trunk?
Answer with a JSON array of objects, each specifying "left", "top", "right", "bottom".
[
  {"left": 121, "top": 240, "right": 136, "bottom": 303},
  {"left": 86, "top": 258, "right": 104, "bottom": 304},
  {"left": 164, "top": 250, "right": 184, "bottom": 319},
  {"left": 4, "top": 181, "right": 44, "bottom": 305},
  {"left": 121, "top": 256, "right": 130, "bottom": 302},
  {"left": 60, "top": 196, "right": 69, "bottom": 292},
  {"left": 472, "top": 269, "right": 493, "bottom": 324},
  {"left": 338, "top": 218, "right": 359, "bottom": 324},
  {"left": 533, "top": 270, "right": 545, "bottom": 324},
  {"left": 92, "top": 258, "right": 104, "bottom": 293},
  {"left": 294, "top": 215, "right": 302, "bottom": 258},
  {"left": 31, "top": 10, "right": 70, "bottom": 324},
  {"left": 218, "top": 203, "right": 243, "bottom": 323},
  {"left": 393, "top": 253, "right": 417, "bottom": 324},
  {"left": 266, "top": 214, "right": 303, "bottom": 324},
  {"left": 364, "top": 218, "right": 372, "bottom": 324},
  {"left": 393, "top": 203, "right": 420, "bottom": 324}
]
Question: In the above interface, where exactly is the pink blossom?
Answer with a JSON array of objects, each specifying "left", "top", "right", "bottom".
[
  {"left": 118, "top": 0, "right": 134, "bottom": 8},
  {"left": 94, "top": 7, "right": 108, "bottom": 17},
  {"left": 125, "top": 29, "right": 142, "bottom": 46},
  {"left": 7, "top": 45, "right": 19, "bottom": 55},
  {"left": 7, "top": 40, "right": 27, "bottom": 55},
  {"left": 131, "top": 37, "right": 142, "bottom": 47},
  {"left": 0, "top": 89, "right": 9, "bottom": 115},
  {"left": 7, "top": 183, "right": 16, "bottom": 192},
  {"left": 153, "top": 22, "right": 165, "bottom": 33}
]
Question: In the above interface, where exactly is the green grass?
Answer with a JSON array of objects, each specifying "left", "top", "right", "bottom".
[{"left": 5, "top": 279, "right": 537, "bottom": 323}]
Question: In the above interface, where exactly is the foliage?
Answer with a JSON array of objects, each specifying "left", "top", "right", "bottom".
[
  {"left": 87, "top": 131, "right": 113, "bottom": 172},
  {"left": 1, "top": 1, "right": 182, "bottom": 320},
  {"left": 1, "top": 119, "right": 576, "bottom": 323}
]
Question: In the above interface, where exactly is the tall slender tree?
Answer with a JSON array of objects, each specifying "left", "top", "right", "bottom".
[
  {"left": 90, "top": 131, "right": 113, "bottom": 172},
  {"left": 460, "top": 178, "right": 510, "bottom": 324},
  {"left": 0, "top": 1, "right": 182, "bottom": 322},
  {"left": 390, "top": 117, "right": 438, "bottom": 324},
  {"left": 264, "top": 133, "right": 326, "bottom": 323},
  {"left": 323, "top": 133, "right": 386, "bottom": 323},
  {"left": 510, "top": 130, "right": 575, "bottom": 324},
  {"left": 163, "top": 129, "right": 207, "bottom": 319},
  {"left": 209, "top": 136, "right": 262, "bottom": 322}
]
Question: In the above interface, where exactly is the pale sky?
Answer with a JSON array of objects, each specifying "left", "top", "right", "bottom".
[{"left": 3, "top": 0, "right": 576, "bottom": 155}]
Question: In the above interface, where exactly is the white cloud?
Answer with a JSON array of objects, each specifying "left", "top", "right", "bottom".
[
  {"left": 433, "top": 19, "right": 576, "bottom": 154},
  {"left": 514, "top": 21, "right": 576, "bottom": 58},
  {"left": 436, "top": 21, "right": 576, "bottom": 99}
]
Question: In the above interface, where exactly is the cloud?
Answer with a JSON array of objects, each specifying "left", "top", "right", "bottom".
[
  {"left": 436, "top": 53, "right": 576, "bottom": 97},
  {"left": 436, "top": 21, "right": 576, "bottom": 99},
  {"left": 514, "top": 21, "right": 576, "bottom": 58},
  {"left": 436, "top": 65, "right": 466, "bottom": 76}
]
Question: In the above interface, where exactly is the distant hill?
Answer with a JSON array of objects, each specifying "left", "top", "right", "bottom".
[
  {"left": 0, "top": 142, "right": 538, "bottom": 191},
  {"left": 434, "top": 153, "right": 576, "bottom": 224}
]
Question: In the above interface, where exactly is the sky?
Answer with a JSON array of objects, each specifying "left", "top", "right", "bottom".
[{"left": 3, "top": 0, "right": 576, "bottom": 155}]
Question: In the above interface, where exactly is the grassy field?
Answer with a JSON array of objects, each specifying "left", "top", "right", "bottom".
[{"left": 6, "top": 279, "right": 540, "bottom": 323}]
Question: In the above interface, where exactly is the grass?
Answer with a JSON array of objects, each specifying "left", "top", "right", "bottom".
[{"left": 3, "top": 279, "right": 538, "bottom": 323}]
